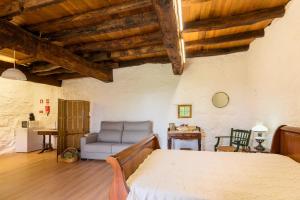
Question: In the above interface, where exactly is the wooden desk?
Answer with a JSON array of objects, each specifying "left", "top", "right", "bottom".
[
  {"left": 168, "top": 130, "right": 202, "bottom": 151},
  {"left": 37, "top": 130, "right": 58, "bottom": 153}
]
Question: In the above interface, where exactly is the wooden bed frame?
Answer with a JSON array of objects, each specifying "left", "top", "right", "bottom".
[
  {"left": 271, "top": 125, "right": 300, "bottom": 162},
  {"left": 106, "top": 126, "right": 300, "bottom": 200}
]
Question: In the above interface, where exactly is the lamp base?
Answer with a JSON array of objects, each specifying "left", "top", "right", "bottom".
[{"left": 255, "top": 138, "right": 265, "bottom": 152}]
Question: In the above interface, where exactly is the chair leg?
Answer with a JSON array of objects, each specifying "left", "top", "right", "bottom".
[
  {"left": 214, "top": 138, "right": 221, "bottom": 152},
  {"left": 235, "top": 142, "right": 241, "bottom": 152}
]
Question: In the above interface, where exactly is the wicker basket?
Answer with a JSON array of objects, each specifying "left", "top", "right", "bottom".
[{"left": 61, "top": 147, "right": 79, "bottom": 163}]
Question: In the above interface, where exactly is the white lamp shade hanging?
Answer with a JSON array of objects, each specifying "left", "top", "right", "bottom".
[
  {"left": 1, "top": 68, "right": 27, "bottom": 81},
  {"left": 1, "top": 50, "right": 27, "bottom": 81}
]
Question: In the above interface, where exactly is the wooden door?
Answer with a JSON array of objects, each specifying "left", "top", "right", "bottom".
[{"left": 57, "top": 99, "right": 90, "bottom": 155}]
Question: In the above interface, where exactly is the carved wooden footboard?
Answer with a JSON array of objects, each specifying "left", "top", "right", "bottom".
[{"left": 106, "top": 135, "right": 160, "bottom": 200}]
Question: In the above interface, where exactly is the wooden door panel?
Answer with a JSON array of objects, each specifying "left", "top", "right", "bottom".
[{"left": 57, "top": 99, "right": 90, "bottom": 155}]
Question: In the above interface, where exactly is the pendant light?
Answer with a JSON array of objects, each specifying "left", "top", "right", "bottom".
[{"left": 1, "top": 50, "right": 27, "bottom": 81}]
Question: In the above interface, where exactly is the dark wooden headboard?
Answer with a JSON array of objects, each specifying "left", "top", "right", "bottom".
[{"left": 271, "top": 125, "right": 300, "bottom": 162}]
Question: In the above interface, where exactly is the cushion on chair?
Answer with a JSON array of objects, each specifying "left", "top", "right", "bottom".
[
  {"left": 122, "top": 121, "right": 152, "bottom": 143},
  {"left": 97, "top": 121, "right": 123, "bottom": 142},
  {"left": 84, "top": 142, "right": 112, "bottom": 153},
  {"left": 217, "top": 146, "right": 236, "bottom": 152}
]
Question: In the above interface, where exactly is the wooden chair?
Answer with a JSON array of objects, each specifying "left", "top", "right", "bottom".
[{"left": 214, "top": 128, "right": 252, "bottom": 152}]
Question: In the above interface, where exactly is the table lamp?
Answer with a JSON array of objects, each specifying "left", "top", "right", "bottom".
[{"left": 252, "top": 124, "right": 268, "bottom": 151}]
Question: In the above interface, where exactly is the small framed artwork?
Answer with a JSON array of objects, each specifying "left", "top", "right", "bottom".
[{"left": 178, "top": 104, "right": 192, "bottom": 118}]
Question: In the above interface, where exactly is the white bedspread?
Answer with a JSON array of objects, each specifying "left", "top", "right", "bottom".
[{"left": 127, "top": 150, "right": 300, "bottom": 200}]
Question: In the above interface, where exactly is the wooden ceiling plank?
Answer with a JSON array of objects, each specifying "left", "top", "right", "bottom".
[
  {"left": 45, "top": 12, "right": 158, "bottom": 42},
  {"left": 0, "top": 19, "right": 113, "bottom": 82},
  {"left": 185, "top": 29, "right": 264, "bottom": 46},
  {"left": 0, "top": 0, "right": 65, "bottom": 19},
  {"left": 184, "top": 6, "right": 285, "bottom": 33},
  {"left": 152, "top": 0, "right": 184, "bottom": 75},
  {"left": 29, "top": 0, "right": 152, "bottom": 33},
  {"left": 0, "top": 61, "right": 61, "bottom": 86},
  {"left": 68, "top": 31, "right": 163, "bottom": 53}
]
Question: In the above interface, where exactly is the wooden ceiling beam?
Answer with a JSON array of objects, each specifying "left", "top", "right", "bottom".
[
  {"left": 110, "top": 29, "right": 257, "bottom": 59},
  {"left": 182, "top": 0, "right": 211, "bottom": 7},
  {"left": 97, "top": 61, "right": 119, "bottom": 69},
  {"left": 21, "top": 53, "right": 116, "bottom": 68},
  {"left": 185, "top": 29, "right": 264, "bottom": 46},
  {"left": 186, "top": 45, "right": 249, "bottom": 58},
  {"left": 68, "top": 31, "right": 163, "bottom": 53},
  {"left": 82, "top": 52, "right": 111, "bottom": 62},
  {"left": 0, "top": 61, "right": 61, "bottom": 86},
  {"left": 119, "top": 57, "right": 170, "bottom": 68},
  {"left": 17, "top": 57, "right": 39, "bottom": 65},
  {"left": 184, "top": 6, "right": 285, "bottom": 33},
  {"left": 0, "top": 0, "right": 64, "bottom": 19},
  {"left": 0, "top": 19, "right": 113, "bottom": 82},
  {"left": 152, "top": 0, "right": 184, "bottom": 75},
  {"left": 30, "top": 63, "right": 61, "bottom": 73},
  {"left": 36, "top": 68, "right": 72, "bottom": 76},
  {"left": 45, "top": 12, "right": 158, "bottom": 43},
  {"left": 116, "top": 45, "right": 249, "bottom": 68},
  {"left": 55, "top": 73, "right": 85, "bottom": 80},
  {"left": 111, "top": 45, "right": 165, "bottom": 59},
  {"left": 29, "top": 0, "right": 152, "bottom": 33}
]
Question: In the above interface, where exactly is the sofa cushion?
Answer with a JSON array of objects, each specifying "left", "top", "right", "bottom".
[
  {"left": 84, "top": 142, "right": 112, "bottom": 153},
  {"left": 111, "top": 143, "right": 132, "bottom": 154},
  {"left": 124, "top": 121, "right": 152, "bottom": 132},
  {"left": 101, "top": 121, "right": 123, "bottom": 131},
  {"left": 98, "top": 130, "right": 122, "bottom": 143},
  {"left": 122, "top": 121, "right": 152, "bottom": 143},
  {"left": 97, "top": 121, "right": 123, "bottom": 142}
]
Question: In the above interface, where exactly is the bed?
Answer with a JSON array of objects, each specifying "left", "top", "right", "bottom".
[{"left": 106, "top": 125, "right": 300, "bottom": 200}]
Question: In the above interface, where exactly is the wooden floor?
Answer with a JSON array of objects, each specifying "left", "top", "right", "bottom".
[{"left": 0, "top": 151, "right": 112, "bottom": 200}]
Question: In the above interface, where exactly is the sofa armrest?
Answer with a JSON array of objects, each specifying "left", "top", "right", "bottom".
[{"left": 81, "top": 133, "right": 98, "bottom": 144}]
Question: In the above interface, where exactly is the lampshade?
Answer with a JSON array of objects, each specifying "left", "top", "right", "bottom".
[
  {"left": 1, "top": 50, "right": 27, "bottom": 81},
  {"left": 252, "top": 124, "right": 268, "bottom": 132},
  {"left": 1, "top": 68, "right": 27, "bottom": 81}
]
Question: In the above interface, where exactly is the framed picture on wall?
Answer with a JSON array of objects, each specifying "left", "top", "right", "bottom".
[{"left": 177, "top": 104, "right": 192, "bottom": 118}]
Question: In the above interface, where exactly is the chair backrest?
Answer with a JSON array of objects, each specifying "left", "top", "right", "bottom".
[{"left": 230, "top": 128, "right": 252, "bottom": 147}]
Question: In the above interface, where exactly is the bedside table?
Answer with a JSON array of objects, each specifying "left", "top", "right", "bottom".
[{"left": 168, "top": 129, "right": 201, "bottom": 151}]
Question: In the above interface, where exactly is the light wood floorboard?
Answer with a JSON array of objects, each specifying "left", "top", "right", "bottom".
[{"left": 0, "top": 151, "right": 112, "bottom": 200}]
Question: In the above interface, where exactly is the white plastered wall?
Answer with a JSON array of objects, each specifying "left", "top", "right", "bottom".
[{"left": 0, "top": 79, "right": 62, "bottom": 154}]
